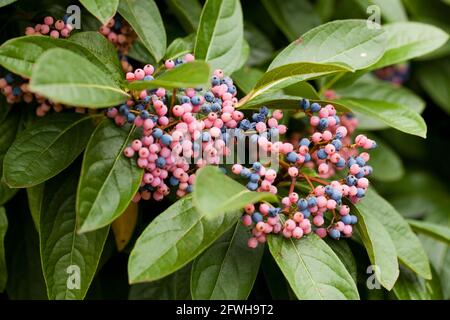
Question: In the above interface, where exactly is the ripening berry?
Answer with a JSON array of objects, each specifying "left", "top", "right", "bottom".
[
  {"left": 288, "top": 167, "right": 298, "bottom": 177},
  {"left": 292, "top": 227, "right": 304, "bottom": 239},
  {"left": 165, "top": 59, "right": 175, "bottom": 69},
  {"left": 124, "top": 147, "right": 134, "bottom": 157}
]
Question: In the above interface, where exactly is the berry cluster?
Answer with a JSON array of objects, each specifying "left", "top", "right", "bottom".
[
  {"left": 109, "top": 54, "right": 247, "bottom": 201},
  {"left": 24, "top": 16, "right": 73, "bottom": 38},
  {"left": 1, "top": 15, "right": 88, "bottom": 116},
  {"left": 235, "top": 100, "right": 376, "bottom": 248},
  {"left": 374, "top": 63, "right": 410, "bottom": 85},
  {"left": 99, "top": 17, "right": 136, "bottom": 72}
]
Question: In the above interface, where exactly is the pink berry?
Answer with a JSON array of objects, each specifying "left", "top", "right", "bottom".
[
  {"left": 248, "top": 237, "right": 258, "bottom": 248},
  {"left": 165, "top": 59, "right": 175, "bottom": 69},
  {"left": 316, "top": 228, "right": 327, "bottom": 238},
  {"left": 124, "top": 147, "right": 134, "bottom": 157},
  {"left": 284, "top": 219, "right": 296, "bottom": 231},
  {"left": 292, "top": 227, "right": 304, "bottom": 239}
]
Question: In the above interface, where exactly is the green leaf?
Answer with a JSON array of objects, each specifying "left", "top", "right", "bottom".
[
  {"left": 118, "top": 0, "right": 166, "bottom": 62},
  {"left": 191, "top": 223, "right": 264, "bottom": 299},
  {"left": 128, "top": 196, "right": 241, "bottom": 283},
  {"left": 262, "top": 249, "right": 290, "bottom": 299},
  {"left": 129, "top": 263, "right": 192, "bottom": 299},
  {"left": 69, "top": 31, "right": 124, "bottom": 84},
  {"left": 193, "top": 166, "right": 277, "bottom": 218},
  {"left": 40, "top": 169, "right": 109, "bottom": 300},
  {"left": 283, "top": 82, "right": 320, "bottom": 99},
  {"left": 166, "top": 0, "right": 202, "bottom": 33},
  {"left": 393, "top": 265, "right": 442, "bottom": 300},
  {"left": 165, "top": 34, "right": 195, "bottom": 61},
  {"left": 252, "top": 62, "right": 350, "bottom": 97},
  {"left": 244, "top": 23, "right": 275, "bottom": 67},
  {"left": 0, "top": 0, "right": 16, "bottom": 8},
  {"left": 408, "top": 220, "right": 450, "bottom": 245},
  {"left": 231, "top": 67, "right": 264, "bottom": 94},
  {"left": 235, "top": 39, "right": 250, "bottom": 71},
  {"left": 355, "top": 189, "right": 431, "bottom": 280},
  {"left": 368, "top": 137, "right": 404, "bottom": 181},
  {"left": 127, "top": 61, "right": 210, "bottom": 91},
  {"left": 3, "top": 113, "right": 97, "bottom": 188},
  {"left": 324, "top": 238, "right": 357, "bottom": 283},
  {"left": 27, "top": 184, "right": 44, "bottom": 230},
  {"left": 80, "top": 0, "right": 119, "bottom": 25},
  {"left": 0, "top": 34, "right": 124, "bottom": 83},
  {"left": 420, "top": 237, "right": 450, "bottom": 299},
  {"left": 30, "top": 48, "right": 129, "bottom": 108},
  {"left": 350, "top": 200, "right": 399, "bottom": 290},
  {"left": 77, "top": 120, "right": 143, "bottom": 233},
  {"left": 354, "top": 0, "right": 407, "bottom": 22},
  {"left": 370, "top": 22, "right": 449, "bottom": 70},
  {"left": 335, "top": 77, "right": 425, "bottom": 130},
  {"left": 194, "top": 0, "right": 244, "bottom": 74},
  {"left": 335, "top": 98, "right": 427, "bottom": 138},
  {"left": 0, "top": 95, "right": 9, "bottom": 124},
  {"left": 268, "top": 232, "right": 359, "bottom": 300},
  {"left": 0, "top": 207, "right": 7, "bottom": 292},
  {"left": 269, "top": 20, "right": 387, "bottom": 71},
  {"left": 261, "top": 0, "right": 321, "bottom": 41},
  {"left": 5, "top": 197, "right": 47, "bottom": 299},
  {"left": 417, "top": 59, "right": 450, "bottom": 115},
  {"left": 128, "top": 39, "right": 156, "bottom": 64},
  {"left": 0, "top": 110, "right": 21, "bottom": 205}
]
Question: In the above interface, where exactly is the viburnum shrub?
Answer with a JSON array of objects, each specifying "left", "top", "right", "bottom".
[{"left": 0, "top": 0, "right": 449, "bottom": 301}]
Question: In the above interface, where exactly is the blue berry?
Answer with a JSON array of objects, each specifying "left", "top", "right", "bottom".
[
  {"left": 249, "top": 173, "right": 260, "bottom": 183},
  {"left": 346, "top": 175, "right": 357, "bottom": 186},
  {"left": 300, "top": 138, "right": 310, "bottom": 147},
  {"left": 152, "top": 128, "right": 163, "bottom": 139},
  {"left": 156, "top": 156, "right": 166, "bottom": 168},
  {"left": 286, "top": 152, "right": 299, "bottom": 163},
  {"left": 300, "top": 98, "right": 310, "bottom": 110},
  {"left": 297, "top": 198, "right": 308, "bottom": 210},
  {"left": 311, "top": 103, "right": 321, "bottom": 112},
  {"left": 317, "top": 149, "right": 327, "bottom": 160},
  {"left": 331, "top": 139, "right": 342, "bottom": 151},
  {"left": 329, "top": 229, "right": 341, "bottom": 239},
  {"left": 252, "top": 162, "right": 262, "bottom": 171},
  {"left": 126, "top": 113, "right": 135, "bottom": 123},
  {"left": 247, "top": 182, "right": 258, "bottom": 191},
  {"left": 161, "top": 134, "right": 172, "bottom": 146},
  {"left": 140, "top": 110, "right": 150, "bottom": 119},
  {"left": 341, "top": 215, "right": 352, "bottom": 225},
  {"left": 169, "top": 176, "right": 179, "bottom": 186},
  {"left": 356, "top": 188, "right": 366, "bottom": 198},
  {"left": 307, "top": 196, "right": 317, "bottom": 207},
  {"left": 240, "top": 168, "right": 251, "bottom": 178},
  {"left": 190, "top": 96, "right": 201, "bottom": 105},
  {"left": 252, "top": 212, "right": 263, "bottom": 223},
  {"left": 204, "top": 92, "right": 214, "bottom": 102},
  {"left": 268, "top": 207, "right": 280, "bottom": 217}
]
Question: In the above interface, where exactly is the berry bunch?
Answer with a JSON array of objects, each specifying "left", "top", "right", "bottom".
[
  {"left": 110, "top": 54, "right": 247, "bottom": 201},
  {"left": 0, "top": 16, "right": 88, "bottom": 116},
  {"left": 99, "top": 17, "right": 136, "bottom": 72},
  {"left": 235, "top": 100, "right": 376, "bottom": 248},
  {"left": 374, "top": 62, "right": 410, "bottom": 85},
  {"left": 24, "top": 16, "right": 73, "bottom": 38},
  {"left": 105, "top": 51, "right": 377, "bottom": 247}
]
